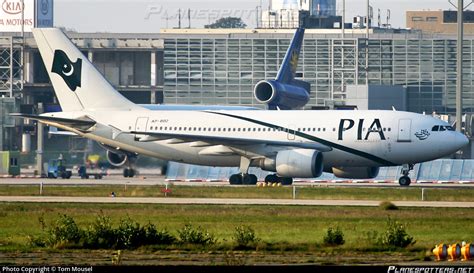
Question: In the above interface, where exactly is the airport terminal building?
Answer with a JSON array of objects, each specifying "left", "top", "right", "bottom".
[
  {"left": 2, "top": 28, "right": 474, "bottom": 153},
  {"left": 1, "top": 1, "right": 474, "bottom": 174},
  {"left": 4, "top": 28, "right": 474, "bottom": 112}
]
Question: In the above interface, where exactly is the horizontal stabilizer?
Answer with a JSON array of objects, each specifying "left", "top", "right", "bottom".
[{"left": 11, "top": 113, "right": 96, "bottom": 131}]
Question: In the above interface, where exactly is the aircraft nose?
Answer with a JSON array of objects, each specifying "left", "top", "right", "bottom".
[{"left": 454, "top": 132, "right": 469, "bottom": 150}]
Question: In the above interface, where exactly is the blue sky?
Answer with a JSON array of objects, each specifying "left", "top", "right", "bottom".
[{"left": 55, "top": 0, "right": 456, "bottom": 33}]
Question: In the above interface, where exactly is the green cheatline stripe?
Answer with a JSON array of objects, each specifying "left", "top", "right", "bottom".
[{"left": 207, "top": 111, "right": 397, "bottom": 167}]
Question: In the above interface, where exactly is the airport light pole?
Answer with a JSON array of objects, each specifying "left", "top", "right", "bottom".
[
  {"left": 449, "top": 0, "right": 474, "bottom": 132},
  {"left": 342, "top": 0, "right": 345, "bottom": 39}
]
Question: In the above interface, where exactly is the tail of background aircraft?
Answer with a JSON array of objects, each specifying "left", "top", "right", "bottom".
[
  {"left": 32, "top": 28, "right": 141, "bottom": 112},
  {"left": 253, "top": 28, "right": 310, "bottom": 110},
  {"left": 275, "top": 27, "right": 306, "bottom": 86}
]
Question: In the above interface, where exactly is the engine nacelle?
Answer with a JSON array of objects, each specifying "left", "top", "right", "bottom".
[
  {"left": 270, "top": 149, "right": 323, "bottom": 178},
  {"left": 254, "top": 80, "right": 310, "bottom": 110},
  {"left": 332, "top": 167, "right": 380, "bottom": 179},
  {"left": 106, "top": 150, "right": 129, "bottom": 167}
]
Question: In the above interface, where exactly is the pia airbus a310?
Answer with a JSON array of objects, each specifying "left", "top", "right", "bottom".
[{"left": 13, "top": 28, "right": 468, "bottom": 186}]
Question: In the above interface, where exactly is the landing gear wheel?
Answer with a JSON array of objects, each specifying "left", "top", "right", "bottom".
[
  {"left": 123, "top": 168, "right": 136, "bottom": 178},
  {"left": 280, "top": 177, "right": 293, "bottom": 186},
  {"left": 265, "top": 174, "right": 278, "bottom": 183},
  {"left": 242, "top": 174, "right": 252, "bottom": 185},
  {"left": 229, "top": 174, "right": 243, "bottom": 185},
  {"left": 399, "top": 176, "right": 411, "bottom": 187},
  {"left": 247, "top": 174, "right": 258, "bottom": 185}
]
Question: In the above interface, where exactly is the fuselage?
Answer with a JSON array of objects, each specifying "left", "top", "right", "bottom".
[{"left": 47, "top": 109, "right": 468, "bottom": 170}]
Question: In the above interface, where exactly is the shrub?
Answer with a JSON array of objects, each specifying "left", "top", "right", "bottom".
[
  {"left": 323, "top": 227, "right": 345, "bottom": 246},
  {"left": 115, "top": 217, "right": 147, "bottom": 249},
  {"left": 84, "top": 214, "right": 117, "bottom": 249},
  {"left": 380, "top": 201, "right": 399, "bottom": 211},
  {"left": 379, "top": 218, "right": 415, "bottom": 248},
  {"left": 177, "top": 224, "right": 216, "bottom": 245},
  {"left": 47, "top": 214, "right": 83, "bottom": 247},
  {"left": 143, "top": 223, "right": 176, "bottom": 245},
  {"left": 115, "top": 218, "right": 176, "bottom": 249},
  {"left": 233, "top": 225, "right": 260, "bottom": 247}
]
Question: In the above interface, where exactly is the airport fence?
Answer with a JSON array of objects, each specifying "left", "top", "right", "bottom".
[{"left": 165, "top": 159, "right": 474, "bottom": 183}]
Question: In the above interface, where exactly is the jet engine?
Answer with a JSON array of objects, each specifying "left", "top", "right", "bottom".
[
  {"left": 260, "top": 149, "right": 324, "bottom": 178},
  {"left": 99, "top": 143, "right": 137, "bottom": 168},
  {"left": 106, "top": 150, "right": 129, "bottom": 168},
  {"left": 254, "top": 80, "right": 310, "bottom": 110},
  {"left": 332, "top": 167, "right": 380, "bottom": 179}
]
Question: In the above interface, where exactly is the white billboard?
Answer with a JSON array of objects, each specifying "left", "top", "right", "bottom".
[{"left": 0, "top": 0, "right": 53, "bottom": 32}]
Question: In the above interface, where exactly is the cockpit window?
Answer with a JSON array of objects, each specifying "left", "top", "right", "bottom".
[{"left": 432, "top": 125, "right": 455, "bottom": 132}]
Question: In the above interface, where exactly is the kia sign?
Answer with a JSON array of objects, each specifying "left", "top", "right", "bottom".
[{"left": 0, "top": 0, "right": 53, "bottom": 32}]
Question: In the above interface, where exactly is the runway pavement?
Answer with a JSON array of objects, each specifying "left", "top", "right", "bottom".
[{"left": 0, "top": 196, "right": 473, "bottom": 208}]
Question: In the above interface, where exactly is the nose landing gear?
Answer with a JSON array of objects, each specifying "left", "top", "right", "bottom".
[{"left": 399, "top": 164, "right": 414, "bottom": 187}]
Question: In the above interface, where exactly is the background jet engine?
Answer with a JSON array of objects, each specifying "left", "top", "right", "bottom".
[{"left": 332, "top": 167, "right": 380, "bottom": 179}]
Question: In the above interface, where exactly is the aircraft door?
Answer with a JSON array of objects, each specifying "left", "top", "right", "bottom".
[
  {"left": 135, "top": 117, "right": 149, "bottom": 139},
  {"left": 397, "top": 119, "right": 412, "bottom": 142},
  {"left": 287, "top": 125, "right": 296, "bottom": 140}
]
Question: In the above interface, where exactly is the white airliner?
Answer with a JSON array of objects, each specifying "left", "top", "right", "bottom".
[{"left": 13, "top": 28, "right": 469, "bottom": 186}]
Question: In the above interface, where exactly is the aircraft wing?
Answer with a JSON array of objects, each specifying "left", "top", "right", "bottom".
[
  {"left": 10, "top": 114, "right": 96, "bottom": 131},
  {"left": 130, "top": 131, "right": 333, "bottom": 153}
]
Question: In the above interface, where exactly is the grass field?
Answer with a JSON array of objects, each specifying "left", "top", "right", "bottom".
[
  {"left": 0, "top": 185, "right": 472, "bottom": 265},
  {"left": 0, "top": 184, "right": 473, "bottom": 202},
  {"left": 0, "top": 202, "right": 472, "bottom": 265}
]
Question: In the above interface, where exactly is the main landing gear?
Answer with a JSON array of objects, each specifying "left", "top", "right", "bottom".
[
  {"left": 229, "top": 157, "right": 258, "bottom": 185},
  {"left": 228, "top": 157, "right": 294, "bottom": 186},
  {"left": 123, "top": 167, "right": 137, "bottom": 178},
  {"left": 229, "top": 173, "right": 258, "bottom": 185},
  {"left": 399, "top": 164, "right": 414, "bottom": 187},
  {"left": 264, "top": 174, "right": 293, "bottom": 186}
]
